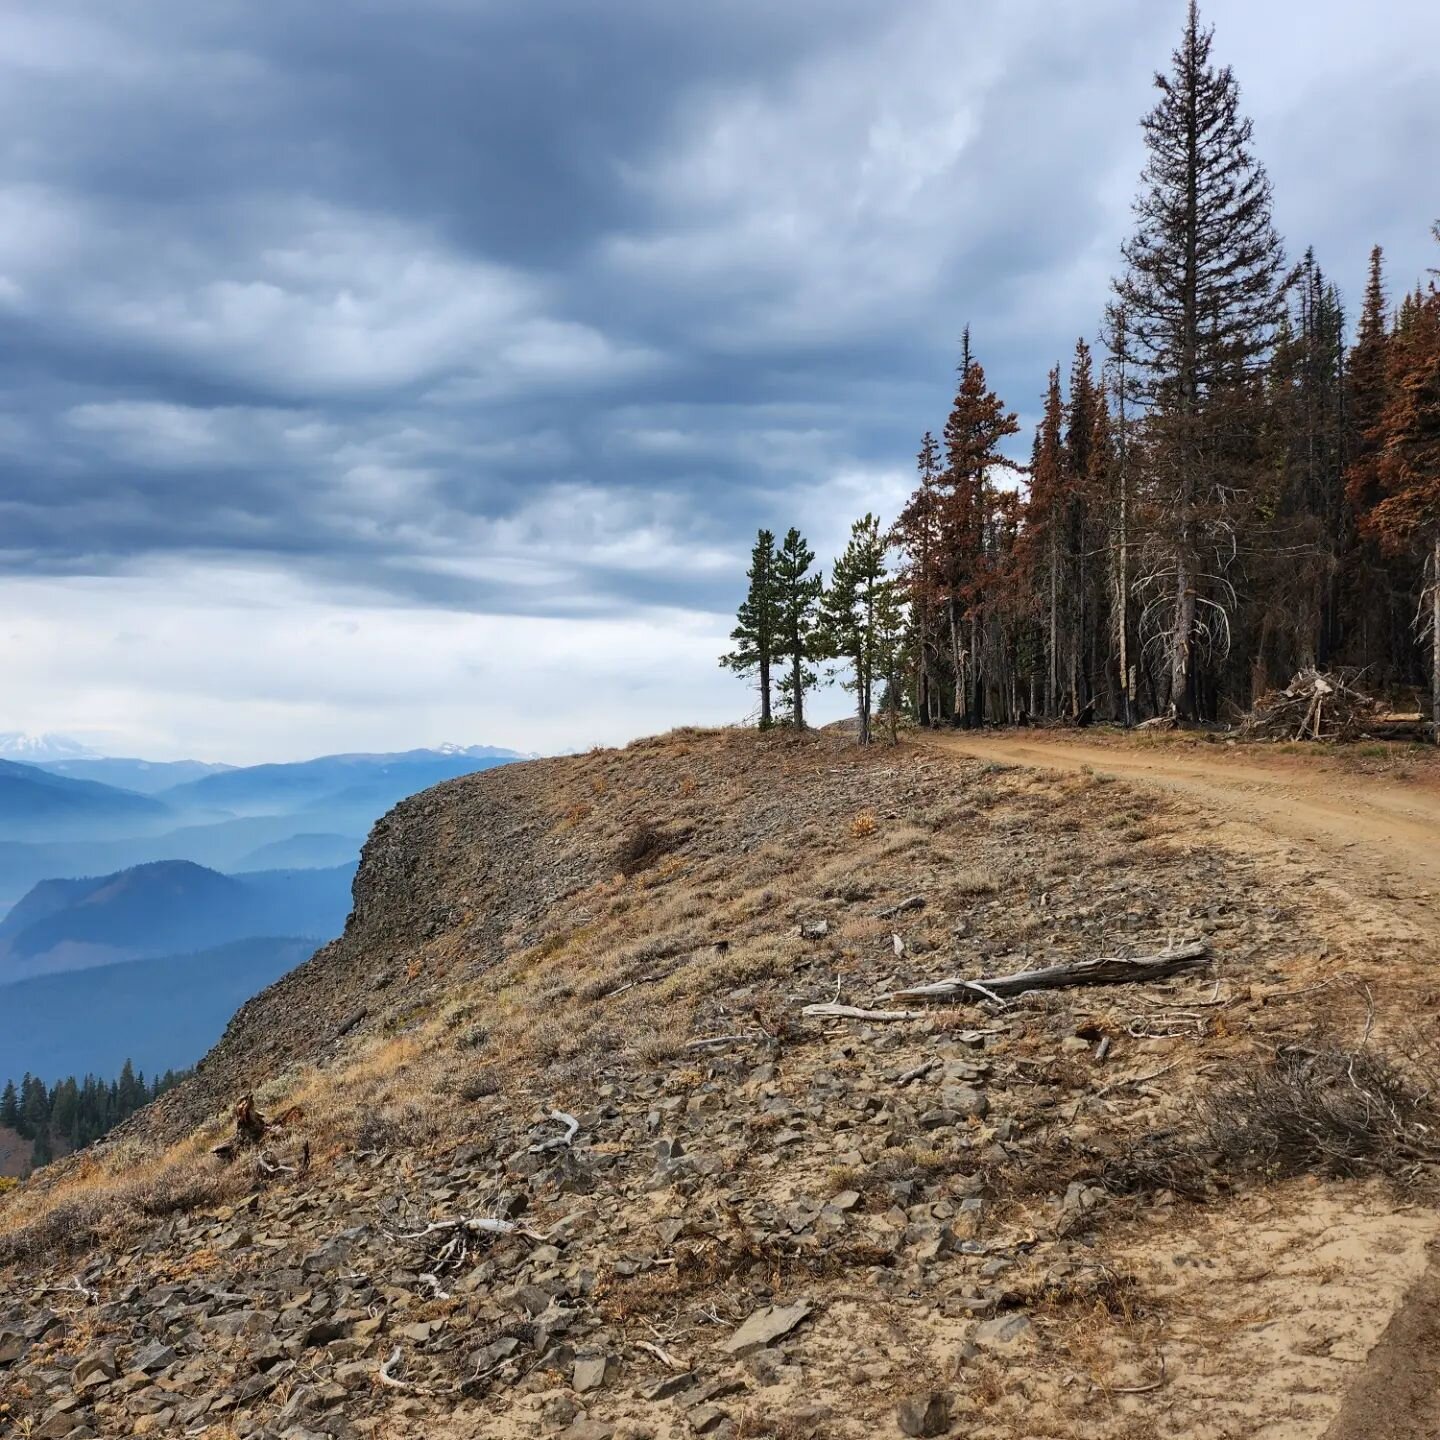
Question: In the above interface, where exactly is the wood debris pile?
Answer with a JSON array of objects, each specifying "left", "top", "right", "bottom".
[{"left": 1240, "top": 669, "right": 1382, "bottom": 742}]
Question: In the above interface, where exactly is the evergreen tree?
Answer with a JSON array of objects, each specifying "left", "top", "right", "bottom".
[
  {"left": 1025, "top": 366, "right": 1068, "bottom": 715},
  {"left": 18, "top": 1075, "right": 47, "bottom": 1141},
  {"left": 821, "top": 515, "right": 904, "bottom": 746},
  {"left": 1255, "top": 249, "right": 1349, "bottom": 684},
  {"left": 0, "top": 1079, "right": 17, "bottom": 1130},
  {"left": 891, "top": 434, "right": 944, "bottom": 725},
  {"left": 720, "top": 529, "right": 782, "bottom": 727},
  {"left": 1365, "top": 243, "right": 1440, "bottom": 742},
  {"left": 937, "top": 330, "right": 1021, "bottom": 726},
  {"left": 1065, "top": 339, "right": 1108, "bottom": 715},
  {"left": 1113, "top": 0, "right": 1286, "bottom": 718},
  {"left": 772, "top": 528, "right": 823, "bottom": 728}
]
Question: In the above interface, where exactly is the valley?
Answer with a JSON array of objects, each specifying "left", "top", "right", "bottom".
[{"left": 0, "top": 743, "right": 528, "bottom": 1166}]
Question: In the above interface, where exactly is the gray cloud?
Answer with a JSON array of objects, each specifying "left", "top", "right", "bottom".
[{"left": 0, "top": 0, "right": 1437, "bottom": 629}]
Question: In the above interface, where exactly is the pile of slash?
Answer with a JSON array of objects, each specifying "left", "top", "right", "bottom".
[{"left": 1241, "top": 669, "right": 1383, "bottom": 742}]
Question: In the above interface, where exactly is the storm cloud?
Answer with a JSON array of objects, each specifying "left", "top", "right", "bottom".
[{"left": 0, "top": 0, "right": 1436, "bottom": 757}]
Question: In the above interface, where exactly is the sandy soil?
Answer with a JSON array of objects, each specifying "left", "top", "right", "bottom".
[{"left": 928, "top": 729, "right": 1440, "bottom": 1440}]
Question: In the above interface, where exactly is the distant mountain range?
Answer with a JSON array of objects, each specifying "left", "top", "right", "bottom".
[
  {"left": 36, "top": 757, "right": 235, "bottom": 794},
  {"left": 0, "top": 737, "right": 529, "bottom": 1081},
  {"left": 158, "top": 746, "right": 524, "bottom": 816},
  {"left": 0, "top": 744, "right": 527, "bottom": 907},
  {"left": 0, "top": 760, "right": 172, "bottom": 842},
  {"left": 0, "top": 858, "right": 355, "bottom": 982}
]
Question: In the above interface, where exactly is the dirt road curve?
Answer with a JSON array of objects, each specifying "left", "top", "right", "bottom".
[
  {"left": 930, "top": 730, "right": 1440, "bottom": 1440},
  {"left": 932, "top": 732, "right": 1440, "bottom": 922}
]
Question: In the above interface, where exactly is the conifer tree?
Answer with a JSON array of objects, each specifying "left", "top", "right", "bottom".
[
  {"left": 821, "top": 515, "right": 904, "bottom": 745},
  {"left": 1365, "top": 241, "right": 1440, "bottom": 741},
  {"left": 1065, "top": 339, "right": 1109, "bottom": 714},
  {"left": 0, "top": 1079, "right": 17, "bottom": 1130},
  {"left": 892, "top": 434, "right": 943, "bottom": 724},
  {"left": 720, "top": 529, "right": 782, "bottom": 727},
  {"left": 773, "top": 527, "right": 822, "bottom": 728},
  {"left": 1026, "top": 366, "right": 1067, "bottom": 715},
  {"left": 938, "top": 330, "right": 1021, "bottom": 726},
  {"left": 1113, "top": 0, "right": 1286, "bottom": 718}
]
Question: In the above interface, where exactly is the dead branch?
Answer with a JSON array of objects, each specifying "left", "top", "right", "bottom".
[
  {"left": 885, "top": 941, "right": 1209, "bottom": 1004},
  {"left": 876, "top": 895, "right": 927, "bottom": 918},
  {"left": 378, "top": 1346, "right": 450, "bottom": 1397},
  {"left": 210, "top": 1094, "right": 303, "bottom": 1163},
  {"left": 636, "top": 1339, "right": 691, "bottom": 1370},
  {"left": 801, "top": 1002, "right": 930, "bottom": 1022},
  {"left": 897, "top": 1059, "right": 941, "bottom": 1085},
  {"left": 528, "top": 1110, "right": 580, "bottom": 1153},
  {"left": 685, "top": 1033, "right": 760, "bottom": 1051},
  {"left": 396, "top": 1215, "right": 544, "bottom": 1243}
]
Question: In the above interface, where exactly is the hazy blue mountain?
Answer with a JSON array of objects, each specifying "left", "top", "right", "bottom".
[
  {"left": 159, "top": 746, "right": 525, "bottom": 816},
  {"left": 35, "top": 756, "right": 234, "bottom": 794},
  {"left": 0, "top": 815, "right": 346, "bottom": 914},
  {"left": 234, "top": 832, "right": 365, "bottom": 872},
  {"left": 0, "top": 859, "right": 354, "bottom": 981},
  {"left": 0, "top": 760, "right": 173, "bottom": 842},
  {"left": 0, "top": 744, "right": 526, "bottom": 915},
  {"left": 0, "top": 937, "right": 316, "bottom": 1080}
]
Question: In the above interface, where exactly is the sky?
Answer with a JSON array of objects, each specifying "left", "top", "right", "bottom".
[{"left": 0, "top": 1, "right": 1436, "bottom": 763}]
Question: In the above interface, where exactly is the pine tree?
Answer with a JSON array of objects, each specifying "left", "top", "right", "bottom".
[
  {"left": 821, "top": 515, "right": 904, "bottom": 745},
  {"left": 1347, "top": 246, "right": 1392, "bottom": 518},
  {"left": 892, "top": 434, "right": 944, "bottom": 725},
  {"left": 1255, "top": 249, "right": 1349, "bottom": 685},
  {"left": 18, "top": 1075, "right": 47, "bottom": 1141},
  {"left": 1113, "top": 0, "right": 1286, "bottom": 718},
  {"left": 0, "top": 1079, "right": 17, "bottom": 1130},
  {"left": 772, "top": 528, "right": 822, "bottom": 728},
  {"left": 1065, "top": 339, "right": 1108, "bottom": 715},
  {"left": 1025, "top": 366, "right": 1068, "bottom": 715},
  {"left": 720, "top": 529, "right": 782, "bottom": 727},
  {"left": 1365, "top": 244, "right": 1440, "bottom": 742},
  {"left": 937, "top": 330, "right": 1021, "bottom": 726},
  {"left": 1103, "top": 301, "right": 1140, "bottom": 722}
]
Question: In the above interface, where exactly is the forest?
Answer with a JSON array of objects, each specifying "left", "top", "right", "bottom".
[
  {"left": 722, "top": 4, "right": 1440, "bottom": 743},
  {"left": 0, "top": 1062, "right": 189, "bottom": 1174}
]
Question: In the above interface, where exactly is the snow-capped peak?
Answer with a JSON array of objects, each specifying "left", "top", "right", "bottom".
[
  {"left": 0, "top": 731, "right": 101, "bottom": 761},
  {"left": 433, "top": 742, "right": 538, "bottom": 760}
]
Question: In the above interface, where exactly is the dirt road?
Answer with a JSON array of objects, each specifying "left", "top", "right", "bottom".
[
  {"left": 931, "top": 731, "right": 1440, "bottom": 924},
  {"left": 930, "top": 729, "right": 1440, "bottom": 1440}
]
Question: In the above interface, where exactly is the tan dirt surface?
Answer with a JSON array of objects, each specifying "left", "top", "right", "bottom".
[{"left": 929, "top": 729, "right": 1440, "bottom": 1440}]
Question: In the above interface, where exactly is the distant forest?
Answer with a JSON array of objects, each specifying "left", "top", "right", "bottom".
[
  {"left": 722, "top": 4, "right": 1439, "bottom": 744},
  {"left": 0, "top": 1062, "right": 189, "bottom": 1174}
]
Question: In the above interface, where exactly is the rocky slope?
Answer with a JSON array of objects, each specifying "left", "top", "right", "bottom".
[{"left": 0, "top": 726, "right": 1434, "bottom": 1440}]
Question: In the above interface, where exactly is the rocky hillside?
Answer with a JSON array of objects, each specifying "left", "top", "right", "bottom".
[{"left": 0, "top": 726, "right": 1435, "bottom": 1440}]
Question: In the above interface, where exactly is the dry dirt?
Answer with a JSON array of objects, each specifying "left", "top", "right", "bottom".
[
  {"left": 931, "top": 728, "right": 1440, "bottom": 1440},
  {"left": 0, "top": 726, "right": 1438, "bottom": 1440}
]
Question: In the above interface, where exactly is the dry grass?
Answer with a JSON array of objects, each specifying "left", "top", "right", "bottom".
[
  {"left": 0, "top": 722, "right": 1326, "bottom": 1296},
  {"left": 1105, "top": 1042, "right": 1440, "bottom": 1196}
]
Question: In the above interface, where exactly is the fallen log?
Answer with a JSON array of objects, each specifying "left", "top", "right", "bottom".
[{"left": 884, "top": 941, "right": 1210, "bottom": 1004}]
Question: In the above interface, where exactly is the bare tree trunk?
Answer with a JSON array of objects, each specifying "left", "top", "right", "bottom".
[
  {"left": 1171, "top": 548, "right": 1196, "bottom": 720},
  {"left": 1432, "top": 533, "right": 1440, "bottom": 746},
  {"left": 1117, "top": 470, "right": 1130, "bottom": 725},
  {"left": 949, "top": 600, "right": 963, "bottom": 724},
  {"left": 1047, "top": 528, "right": 1059, "bottom": 716},
  {"left": 759, "top": 654, "right": 772, "bottom": 728}
]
